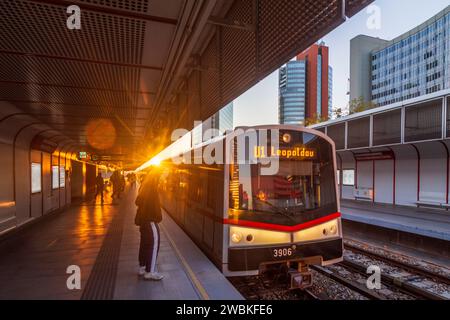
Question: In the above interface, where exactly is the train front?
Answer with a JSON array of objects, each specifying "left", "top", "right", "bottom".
[{"left": 225, "top": 127, "right": 343, "bottom": 287}]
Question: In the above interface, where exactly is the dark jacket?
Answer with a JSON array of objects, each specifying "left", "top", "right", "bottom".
[
  {"left": 96, "top": 176, "right": 104, "bottom": 190},
  {"left": 135, "top": 174, "right": 162, "bottom": 225}
]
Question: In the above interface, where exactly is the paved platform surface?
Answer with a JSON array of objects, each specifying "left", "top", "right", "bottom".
[
  {"left": 341, "top": 199, "right": 450, "bottom": 241},
  {"left": 0, "top": 187, "right": 242, "bottom": 300}
]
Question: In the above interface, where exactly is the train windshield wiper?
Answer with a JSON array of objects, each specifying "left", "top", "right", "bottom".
[{"left": 252, "top": 197, "right": 296, "bottom": 222}]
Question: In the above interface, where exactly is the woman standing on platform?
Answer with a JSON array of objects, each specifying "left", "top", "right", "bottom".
[{"left": 135, "top": 169, "right": 164, "bottom": 281}]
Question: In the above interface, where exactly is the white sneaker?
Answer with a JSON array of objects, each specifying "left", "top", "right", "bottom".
[
  {"left": 138, "top": 266, "right": 146, "bottom": 276},
  {"left": 143, "top": 272, "right": 164, "bottom": 281}
]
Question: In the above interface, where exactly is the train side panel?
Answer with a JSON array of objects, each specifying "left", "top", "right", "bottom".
[{"left": 160, "top": 164, "right": 226, "bottom": 269}]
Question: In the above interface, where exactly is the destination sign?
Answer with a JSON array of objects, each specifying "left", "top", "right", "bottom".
[{"left": 254, "top": 146, "right": 316, "bottom": 159}]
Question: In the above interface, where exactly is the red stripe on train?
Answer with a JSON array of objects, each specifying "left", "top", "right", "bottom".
[{"left": 223, "top": 212, "right": 341, "bottom": 232}]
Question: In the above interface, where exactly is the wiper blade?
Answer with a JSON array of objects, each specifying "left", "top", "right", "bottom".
[{"left": 252, "top": 197, "right": 296, "bottom": 222}]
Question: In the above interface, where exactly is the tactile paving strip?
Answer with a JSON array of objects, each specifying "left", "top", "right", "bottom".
[{"left": 81, "top": 209, "right": 125, "bottom": 300}]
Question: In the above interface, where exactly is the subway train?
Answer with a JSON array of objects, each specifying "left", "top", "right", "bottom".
[{"left": 157, "top": 125, "right": 343, "bottom": 288}]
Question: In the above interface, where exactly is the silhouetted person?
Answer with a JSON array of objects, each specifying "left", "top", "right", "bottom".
[
  {"left": 129, "top": 173, "right": 137, "bottom": 189},
  {"left": 135, "top": 170, "right": 163, "bottom": 281},
  {"left": 110, "top": 170, "right": 120, "bottom": 199},
  {"left": 120, "top": 173, "right": 126, "bottom": 193},
  {"left": 95, "top": 173, "right": 105, "bottom": 203}
]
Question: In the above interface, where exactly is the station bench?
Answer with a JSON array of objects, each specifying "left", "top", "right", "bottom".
[{"left": 415, "top": 201, "right": 450, "bottom": 209}]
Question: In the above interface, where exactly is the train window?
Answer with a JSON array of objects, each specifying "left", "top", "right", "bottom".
[
  {"left": 31, "top": 163, "right": 41, "bottom": 193},
  {"left": 229, "top": 133, "right": 337, "bottom": 225},
  {"left": 342, "top": 169, "right": 355, "bottom": 186},
  {"left": 207, "top": 174, "right": 216, "bottom": 210},
  {"left": 188, "top": 172, "right": 202, "bottom": 202}
]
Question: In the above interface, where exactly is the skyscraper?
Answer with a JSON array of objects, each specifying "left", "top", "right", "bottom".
[
  {"left": 279, "top": 43, "right": 333, "bottom": 124},
  {"left": 198, "top": 102, "right": 234, "bottom": 143},
  {"left": 350, "top": 5, "right": 450, "bottom": 107}
]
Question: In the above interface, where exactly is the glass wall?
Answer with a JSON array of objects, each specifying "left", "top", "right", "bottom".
[
  {"left": 371, "top": 11, "right": 450, "bottom": 106},
  {"left": 279, "top": 60, "right": 306, "bottom": 124},
  {"left": 373, "top": 109, "right": 402, "bottom": 146},
  {"left": 347, "top": 118, "right": 370, "bottom": 148},
  {"left": 404, "top": 99, "right": 442, "bottom": 142}
]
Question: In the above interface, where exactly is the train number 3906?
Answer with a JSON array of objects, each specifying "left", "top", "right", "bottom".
[{"left": 273, "top": 247, "right": 293, "bottom": 258}]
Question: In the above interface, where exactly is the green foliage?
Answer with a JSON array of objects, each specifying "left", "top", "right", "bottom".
[
  {"left": 304, "top": 114, "right": 328, "bottom": 127},
  {"left": 333, "top": 107, "right": 344, "bottom": 119},
  {"left": 348, "top": 97, "right": 377, "bottom": 115}
]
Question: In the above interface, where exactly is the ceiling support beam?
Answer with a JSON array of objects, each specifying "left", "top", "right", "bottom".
[
  {"left": 28, "top": 0, "right": 178, "bottom": 25},
  {"left": 0, "top": 50, "right": 163, "bottom": 71},
  {"left": 0, "top": 99, "right": 153, "bottom": 110},
  {"left": 207, "top": 16, "right": 255, "bottom": 32},
  {"left": 0, "top": 80, "right": 157, "bottom": 95}
]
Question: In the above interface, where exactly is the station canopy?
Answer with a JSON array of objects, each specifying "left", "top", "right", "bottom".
[{"left": 0, "top": 0, "right": 373, "bottom": 169}]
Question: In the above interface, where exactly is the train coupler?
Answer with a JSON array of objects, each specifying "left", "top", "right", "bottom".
[{"left": 288, "top": 265, "right": 312, "bottom": 290}]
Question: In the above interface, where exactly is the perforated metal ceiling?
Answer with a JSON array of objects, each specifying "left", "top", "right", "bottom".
[{"left": 0, "top": 0, "right": 372, "bottom": 168}]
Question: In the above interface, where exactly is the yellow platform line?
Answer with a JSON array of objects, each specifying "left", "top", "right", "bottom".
[{"left": 160, "top": 223, "right": 210, "bottom": 300}]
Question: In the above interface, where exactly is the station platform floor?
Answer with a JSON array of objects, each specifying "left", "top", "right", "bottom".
[
  {"left": 340, "top": 199, "right": 450, "bottom": 241},
  {"left": 0, "top": 187, "right": 243, "bottom": 300}
]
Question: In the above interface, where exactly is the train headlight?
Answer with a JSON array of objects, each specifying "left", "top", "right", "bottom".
[
  {"left": 293, "top": 219, "right": 340, "bottom": 242},
  {"left": 231, "top": 232, "right": 243, "bottom": 243},
  {"left": 329, "top": 224, "right": 337, "bottom": 235},
  {"left": 229, "top": 226, "right": 290, "bottom": 246}
]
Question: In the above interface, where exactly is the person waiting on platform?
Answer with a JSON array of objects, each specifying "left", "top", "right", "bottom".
[
  {"left": 110, "top": 170, "right": 121, "bottom": 200},
  {"left": 135, "top": 169, "right": 164, "bottom": 281},
  {"left": 95, "top": 173, "right": 105, "bottom": 203}
]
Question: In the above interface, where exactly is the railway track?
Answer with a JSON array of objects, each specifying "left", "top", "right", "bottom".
[
  {"left": 339, "top": 258, "right": 444, "bottom": 300},
  {"left": 344, "top": 243, "right": 450, "bottom": 285},
  {"left": 229, "top": 239, "right": 449, "bottom": 300},
  {"left": 342, "top": 240, "right": 450, "bottom": 300},
  {"left": 228, "top": 275, "right": 316, "bottom": 300},
  {"left": 310, "top": 264, "right": 384, "bottom": 300}
]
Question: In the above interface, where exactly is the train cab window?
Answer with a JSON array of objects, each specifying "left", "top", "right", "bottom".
[{"left": 228, "top": 132, "right": 337, "bottom": 226}]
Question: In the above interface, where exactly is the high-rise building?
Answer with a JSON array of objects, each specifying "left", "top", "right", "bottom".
[
  {"left": 198, "top": 102, "right": 234, "bottom": 144},
  {"left": 349, "top": 35, "right": 389, "bottom": 103},
  {"left": 279, "top": 43, "right": 333, "bottom": 124},
  {"left": 350, "top": 6, "right": 450, "bottom": 107}
]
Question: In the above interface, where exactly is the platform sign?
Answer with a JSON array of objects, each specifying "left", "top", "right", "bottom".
[
  {"left": 91, "top": 154, "right": 121, "bottom": 161},
  {"left": 78, "top": 152, "right": 88, "bottom": 160},
  {"left": 60, "top": 166, "right": 66, "bottom": 188},
  {"left": 52, "top": 166, "right": 59, "bottom": 189},
  {"left": 31, "top": 163, "right": 42, "bottom": 193}
]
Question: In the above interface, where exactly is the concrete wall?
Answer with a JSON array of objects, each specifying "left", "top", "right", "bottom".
[
  {"left": 0, "top": 101, "right": 96, "bottom": 235},
  {"left": 349, "top": 35, "right": 389, "bottom": 102}
]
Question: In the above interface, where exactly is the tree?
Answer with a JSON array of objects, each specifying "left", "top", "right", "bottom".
[
  {"left": 333, "top": 107, "right": 344, "bottom": 119},
  {"left": 348, "top": 97, "right": 377, "bottom": 115},
  {"left": 304, "top": 114, "right": 328, "bottom": 127}
]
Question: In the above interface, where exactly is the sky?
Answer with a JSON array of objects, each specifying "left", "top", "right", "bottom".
[{"left": 233, "top": 0, "right": 450, "bottom": 128}]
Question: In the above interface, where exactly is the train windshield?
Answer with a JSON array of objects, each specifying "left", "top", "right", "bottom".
[{"left": 229, "top": 131, "right": 337, "bottom": 226}]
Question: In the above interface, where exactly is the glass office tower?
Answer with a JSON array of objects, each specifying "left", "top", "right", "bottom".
[
  {"left": 279, "top": 43, "right": 332, "bottom": 125},
  {"left": 370, "top": 6, "right": 450, "bottom": 106},
  {"left": 279, "top": 60, "right": 307, "bottom": 124}
]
